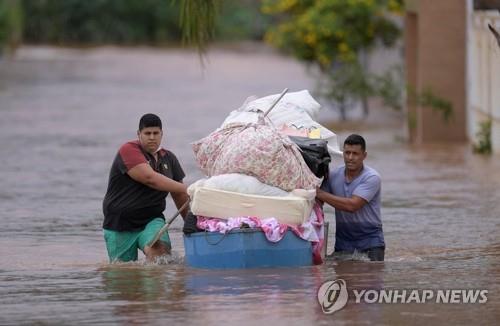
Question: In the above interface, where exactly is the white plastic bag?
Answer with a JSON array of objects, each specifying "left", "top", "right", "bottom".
[
  {"left": 221, "top": 90, "right": 342, "bottom": 156},
  {"left": 193, "top": 173, "right": 289, "bottom": 197}
]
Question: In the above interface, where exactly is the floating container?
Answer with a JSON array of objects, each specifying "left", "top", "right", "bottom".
[{"left": 183, "top": 228, "right": 312, "bottom": 269}]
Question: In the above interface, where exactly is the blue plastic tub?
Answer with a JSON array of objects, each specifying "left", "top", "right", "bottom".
[{"left": 183, "top": 228, "right": 313, "bottom": 269}]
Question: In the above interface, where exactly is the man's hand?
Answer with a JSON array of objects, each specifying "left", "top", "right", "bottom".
[{"left": 316, "top": 188, "right": 328, "bottom": 202}]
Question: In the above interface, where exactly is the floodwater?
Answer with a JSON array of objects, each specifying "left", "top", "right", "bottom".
[{"left": 0, "top": 45, "right": 499, "bottom": 325}]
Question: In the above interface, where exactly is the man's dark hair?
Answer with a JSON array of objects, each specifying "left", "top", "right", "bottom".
[
  {"left": 139, "top": 113, "right": 162, "bottom": 131},
  {"left": 344, "top": 134, "right": 366, "bottom": 151}
]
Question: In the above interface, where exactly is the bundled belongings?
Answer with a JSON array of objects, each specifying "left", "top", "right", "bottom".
[
  {"left": 192, "top": 117, "right": 321, "bottom": 192},
  {"left": 187, "top": 89, "right": 340, "bottom": 265}
]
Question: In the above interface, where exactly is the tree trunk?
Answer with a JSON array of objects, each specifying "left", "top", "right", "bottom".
[
  {"left": 339, "top": 101, "right": 347, "bottom": 121},
  {"left": 360, "top": 48, "right": 370, "bottom": 117},
  {"left": 362, "top": 95, "right": 369, "bottom": 117}
]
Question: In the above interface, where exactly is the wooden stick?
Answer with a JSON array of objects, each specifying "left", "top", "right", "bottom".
[
  {"left": 148, "top": 199, "right": 190, "bottom": 247},
  {"left": 263, "top": 88, "right": 289, "bottom": 118}
]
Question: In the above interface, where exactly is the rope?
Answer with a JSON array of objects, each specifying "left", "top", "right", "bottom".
[{"left": 204, "top": 229, "right": 232, "bottom": 246}]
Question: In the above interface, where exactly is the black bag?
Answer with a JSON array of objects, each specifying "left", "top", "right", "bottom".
[
  {"left": 183, "top": 211, "right": 202, "bottom": 234},
  {"left": 289, "top": 136, "right": 331, "bottom": 179}
]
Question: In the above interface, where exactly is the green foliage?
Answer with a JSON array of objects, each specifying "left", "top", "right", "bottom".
[
  {"left": 22, "top": 0, "right": 183, "bottom": 45},
  {"left": 316, "top": 61, "right": 374, "bottom": 117},
  {"left": 180, "top": 0, "right": 272, "bottom": 46},
  {"left": 18, "top": 0, "right": 270, "bottom": 47},
  {"left": 261, "top": 0, "right": 404, "bottom": 119},
  {"left": 473, "top": 119, "right": 492, "bottom": 154},
  {"left": 407, "top": 110, "right": 417, "bottom": 131},
  {"left": 0, "top": 0, "right": 23, "bottom": 53},
  {"left": 418, "top": 89, "right": 453, "bottom": 122},
  {"left": 407, "top": 86, "right": 454, "bottom": 122},
  {"left": 315, "top": 62, "right": 404, "bottom": 119},
  {"left": 262, "top": 0, "right": 403, "bottom": 69},
  {"left": 180, "top": 0, "right": 218, "bottom": 52},
  {"left": 215, "top": 1, "right": 273, "bottom": 41},
  {"left": 372, "top": 65, "right": 404, "bottom": 110}
]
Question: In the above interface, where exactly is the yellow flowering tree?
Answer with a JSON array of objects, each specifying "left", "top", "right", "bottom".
[
  {"left": 263, "top": 0, "right": 402, "bottom": 68},
  {"left": 262, "top": 0, "right": 404, "bottom": 119}
]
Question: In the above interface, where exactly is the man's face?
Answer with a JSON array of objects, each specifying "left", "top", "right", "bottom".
[
  {"left": 138, "top": 127, "right": 163, "bottom": 154},
  {"left": 343, "top": 144, "right": 366, "bottom": 172}
]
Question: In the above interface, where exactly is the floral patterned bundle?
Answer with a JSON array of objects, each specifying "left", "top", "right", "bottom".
[{"left": 192, "top": 121, "right": 321, "bottom": 191}]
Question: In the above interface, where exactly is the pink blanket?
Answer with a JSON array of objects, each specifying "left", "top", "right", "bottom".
[{"left": 196, "top": 203, "right": 325, "bottom": 265}]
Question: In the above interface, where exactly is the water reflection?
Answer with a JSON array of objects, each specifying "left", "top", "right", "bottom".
[
  {"left": 100, "top": 264, "right": 187, "bottom": 323},
  {"left": 183, "top": 267, "right": 317, "bottom": 296},
  {"left": 334, "top": 261, "right": 386, "bottom": 323}
]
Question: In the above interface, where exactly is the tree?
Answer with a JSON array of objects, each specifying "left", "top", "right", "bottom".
[
  {"left": 261, "top": 0, "right": 404, "bottom": 119},
  {"left": 0, "top": 0, "right": 22, "bottom": 56},
  {"left": 179, "top": 0, "right": 219, "bottom": 54}
]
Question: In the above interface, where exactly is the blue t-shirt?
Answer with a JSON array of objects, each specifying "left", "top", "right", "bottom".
[{"left": 326, "top": 165, "right": 385, "bottom": 251}]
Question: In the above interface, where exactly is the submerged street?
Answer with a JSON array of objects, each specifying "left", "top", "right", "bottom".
[{"left": 0, "top": 45, "right": 499, "bottom": 325}]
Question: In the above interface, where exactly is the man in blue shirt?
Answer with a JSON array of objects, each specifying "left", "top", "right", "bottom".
[{"left": 316, "top": 134, "right": 385, "bottom": 261}]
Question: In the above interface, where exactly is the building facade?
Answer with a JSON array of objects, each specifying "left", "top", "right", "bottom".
[{"left": 405, "top": 0, "right": 500, "bottom": 152}]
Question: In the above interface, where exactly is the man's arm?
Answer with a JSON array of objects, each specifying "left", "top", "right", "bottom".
[
  {"left": 316, "top": 188, "right": 367, "bottom": 213},
  {"left": 127, "top": 163, "right": 187, "bottom": 194},
  {"left": 171, "top": 190, "right": 190, "bottom": 219}
]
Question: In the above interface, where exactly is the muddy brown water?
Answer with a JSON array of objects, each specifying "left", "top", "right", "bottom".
[{"left": 0, "top": 46, "right": 499, "bottom": 325}]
